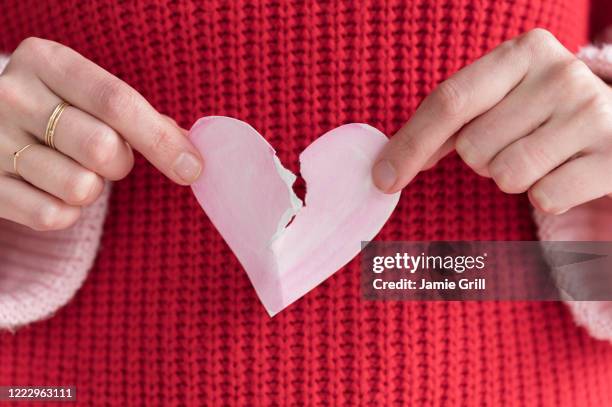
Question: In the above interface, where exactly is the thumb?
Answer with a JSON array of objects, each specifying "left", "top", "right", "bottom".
[{"left": 372, "top": 114, "right": 455, "bottom": 193}]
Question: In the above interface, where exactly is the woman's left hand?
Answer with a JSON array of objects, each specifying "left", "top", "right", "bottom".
[{"left": 372, "top": 28, "right": 612, "bottom": 215}]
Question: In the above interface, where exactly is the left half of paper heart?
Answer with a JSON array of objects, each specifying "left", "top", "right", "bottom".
[{"left": 189, "top": 116, "right": 400, "bottom": 316}]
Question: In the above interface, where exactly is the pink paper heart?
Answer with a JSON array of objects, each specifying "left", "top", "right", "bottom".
[{"left": 189, "top": 116, "right": 400, "bottom": 315}]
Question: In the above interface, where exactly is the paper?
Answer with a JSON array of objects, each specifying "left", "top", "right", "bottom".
[{"left": 190, "top": 116, "right": 400, "bottom": 315}]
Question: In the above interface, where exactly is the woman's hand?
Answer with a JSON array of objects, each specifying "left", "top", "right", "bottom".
[
  {"left": 373, "top": 28, "right": 612, "bottom": 215},
  {"left": 0, "top": 37, "right": 203, "bottom": 230}
]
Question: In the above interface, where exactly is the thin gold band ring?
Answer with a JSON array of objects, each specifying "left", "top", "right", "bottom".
[
  {"left": 44, "top": 101, "right": 70, "bottom": 150},
  {"left": 13, "top": 144, "right": 36, "bottom": 177}
]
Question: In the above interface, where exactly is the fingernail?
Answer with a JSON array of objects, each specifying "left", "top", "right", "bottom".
[
  {"left": 372, "top": 160, "right": 397, "bottom": 192},
  {"left": 172, "top": 152, "right": 202, "bottom": 184}
]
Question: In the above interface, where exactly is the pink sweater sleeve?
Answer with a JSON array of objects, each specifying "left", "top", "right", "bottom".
[
  {"left": 577, "top": 44, "right": 612, "bottom": 82},
  {"left": 0, "top": 185, "right": 111, "bottom": 330}
]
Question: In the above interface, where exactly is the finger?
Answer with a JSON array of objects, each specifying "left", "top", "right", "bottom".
[
  {"left": 373, "top": 29, "right": 571, "bottom": 193},
  {"left": 0, "top": 60, "right": 133, "bottom": 180},
  {"left": 162, "top": 114, "right": 188, "bottom": 136},
  {"left": 4, "top": 77, "right": 134, "bottom": 179},
  {"left": 455, "top": 73, "right": 555, "bottom": 176},
  {"left": 51, "top": 107, "right": 134, "bottom": 180},
  {"left": 12, "top": 38, "right": 202, "bottom": 185},
  {"left": 488, "top": 106, "right": 595, "bottom": 194},
  {"left": 457, "top": 59, "right": 598, "bottom": 175},
  {"left": 0, "top": 175, "right": 81, "bottom": 231},
  {"left": 1, "top": 143, "right": 104, "bottom": 206},
  {"left": 529, "top": 152, "right": 612, "bottom": 214}
]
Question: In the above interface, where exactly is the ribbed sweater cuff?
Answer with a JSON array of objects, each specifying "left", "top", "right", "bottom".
[{"left": 0, "top": 183, "right": 111, "bottom": 330}]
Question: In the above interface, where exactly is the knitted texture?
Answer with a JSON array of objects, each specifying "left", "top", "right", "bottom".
[
  {"left": 2, "top": 1, "right": 612, "bottom": 406},
  {"left": 0, "top": 184, "right": 110, "bottom": 329},
  {"left": 578, "top": 44, "right": 612, "bottom": 80}
]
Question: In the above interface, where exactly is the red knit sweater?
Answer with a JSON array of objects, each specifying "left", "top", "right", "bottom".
[{"left": 1, "top": 0, "right": 612, "bottom": 405}]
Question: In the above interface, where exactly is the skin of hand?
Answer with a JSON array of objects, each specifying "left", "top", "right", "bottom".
[
  {"left": 0, "top": 37, "right": 203, "bottom": 230},
  {"left": 373, "top": 28, "right": 612, "bottom": 215}
]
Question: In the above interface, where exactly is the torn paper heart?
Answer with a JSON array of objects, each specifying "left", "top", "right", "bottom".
[{"left": 189, "top": 116, "right": 400, "bottom": 316}]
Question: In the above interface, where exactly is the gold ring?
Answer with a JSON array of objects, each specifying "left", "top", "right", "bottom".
[
  {"left": 13, "top": 144, "right": 36, "bottom": 177},
  {"left": 44, "top": 101, "right": 70, "bottom": 150}
]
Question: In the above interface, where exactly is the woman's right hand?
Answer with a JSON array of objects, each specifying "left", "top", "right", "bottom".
[{"left": 0, "top": 37, "right": 203, "bottom": 230}]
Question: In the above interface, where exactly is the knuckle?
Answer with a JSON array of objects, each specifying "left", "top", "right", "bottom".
[
  {"left": 519, "top": 28, "right": 557, "bottom": 51},
  {"left": 0, "top": 77, "right": 30, "bottom": 119},
  {"left": 148, "top": 125, "right": 175, "bottom": 155},
  {"left": 432, "top": 78, "right": 467, "bottom": 118},
  {"left": 529, "top": 186, "right": 561, "bottom": 214},
  {"left": 0, "top": 76, "right": 20, "bottom": 108},
  {"left": 30, "top": 203, "right": 63, "bottom": 231},
  {"left": 86, "top": 126, "right": 120, "bottom": 167},
  {"left": 517, "top": 138, "right": 554, "bottom": 176},
  {"left": 494, "top": 39, "right": 523, "bottom": 64},
  {"left": 392, "top": 129, "right": 426, "bottom": 160},
  {"left": 455, "top": 128, "right": 490, "bottom": 169},
  {"left": 15, "top": 37, "right": 45, "bottom": 55},
  {"left": 14, "top": 37, "right": 61, "bottom": 64},
  {"left": 490, "top": 165, "right": 522, "bottom": 194},
  {"left": 585, "top": 94, "right": 612, "bottom": 134},
  {"left": 113, "top": 153, "right": 135, "bottom": 180},
  {"left": 523, "top": 148, "right": 551, "bottom": 174},
  {"left": 455, "top": 134, "right": 479, "bottom": 166},
  {"left": 491, "top": 175, "right": 515, "bottom": 194},
  {"left": 495, "top": 39, "right": 516, "bottom": 55},
  {"left": 64, "top": 171, "right": 101, "bottom": 204},
  {"left": 454, "top": 133, "right": 474, "bottom": 160},
  {"left": 94, "top": 78, "right": 137, "bottom": 120},
  {"left": 107, "top": 151, "right": 134, "bottom": 181},
  {"left": 489, "top": 150, "right": 531, "bottom": 194},
  {"left": 85, "top": 180, "right": 104, "bottom": 203},
  {"left": 558, "top": 58, "right": 591, "bottom": 89}
]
